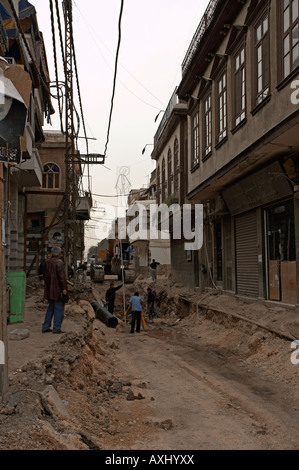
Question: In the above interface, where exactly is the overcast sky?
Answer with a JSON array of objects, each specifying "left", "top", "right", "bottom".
[{"left": 31, "top": 0, "right": 210, "bottom": 252}]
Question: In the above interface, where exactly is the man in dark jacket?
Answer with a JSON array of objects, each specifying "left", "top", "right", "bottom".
[
  {"left": 150, "top": 259, "right": 160, "bottom": 280},
  {"left": 105, "top": 282, "right": 123, "bottom": 314},
  {"left": 42, "top": 246, "right": 68, "bottom": 334},
  {"left": 147, "top": 287, "right": 158, "bottom": 320}
]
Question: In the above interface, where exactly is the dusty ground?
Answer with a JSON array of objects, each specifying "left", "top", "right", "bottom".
[{"left": 0, "top": 274, "right": 299, "bottom": 451}]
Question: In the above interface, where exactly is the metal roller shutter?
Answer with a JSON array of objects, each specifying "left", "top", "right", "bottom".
[{"left": 235, "top": 211, "right": 259, "bottom": 298}]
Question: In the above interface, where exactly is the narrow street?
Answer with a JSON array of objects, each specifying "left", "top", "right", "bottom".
[
  {"left": 96, "top": 292, "right": 299, "bottom": 451},
  {"left": 0, "top": 277, "right": 298, "bottom": 451}
]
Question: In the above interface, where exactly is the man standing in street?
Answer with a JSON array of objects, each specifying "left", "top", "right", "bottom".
[
  {"left": 82, "top": 261, "right": 88, "bottom": 283},
  {"left": 147, "top": 287, "right": 158, "bottom": 320},
  {"left": 42, "top": 246, "right": 68, "bottom": 334},
  {"left": 150, "top": 259, "right": 160, "bottom": 281},
  {"left": 129, "top": 292, "right": 144, "bottom": 334},
  {"left": 105, "top": 282, "right": 123, "bottom": 314}
]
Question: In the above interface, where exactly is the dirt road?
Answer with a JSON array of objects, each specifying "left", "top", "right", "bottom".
[
  {"left": 97, "top": 313, "right": 299, "bottom": 450},
  {"left": 1, "top": 277, "right": 299, "bottom": 451}
]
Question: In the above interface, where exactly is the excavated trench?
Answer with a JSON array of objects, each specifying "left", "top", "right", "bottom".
[{"left": 1, "top": 278, "right": 298, "bottom": 450}]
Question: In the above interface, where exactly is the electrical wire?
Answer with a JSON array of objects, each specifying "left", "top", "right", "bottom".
[
  {"left": 49, "top": 0, "right": 64, "bottom": 133},
  {"left": 103, "top": 0, "right": 125, "bottom": 159},
  {"left": 49, "top": 0, "right": 90, "bottom": 195},
  {"left": 73, "top": 2, "right": 165, "bottom": 111},
  {"left": 69, "top": 10, "right": 90, "bottom": 170}
]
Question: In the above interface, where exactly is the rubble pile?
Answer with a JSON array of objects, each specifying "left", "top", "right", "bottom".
[
  {"left": 133, "top": 278, "right": 200, "bottom": 319},
  {"left": 0, "top": 290, "right": 132, "bottom": 450},
  {"left": 1, "top": 277, "right": 298, "bottom": 450}
]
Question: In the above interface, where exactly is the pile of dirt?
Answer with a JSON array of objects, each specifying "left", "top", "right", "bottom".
[
  {"left": 1, "top": 276, "right": 299, "bottom": 450},
  {"left": 1, "top": 296, "right": 140, "bottom": 450},
  {"left": 131, "top": 278, "right": 299, "bottom": 341}
]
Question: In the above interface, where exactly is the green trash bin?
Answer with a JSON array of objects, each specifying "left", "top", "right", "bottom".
[{"left": 6, "top": 272, "right": 26, "bottom": 324}]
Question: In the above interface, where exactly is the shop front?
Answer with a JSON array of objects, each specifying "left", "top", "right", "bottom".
[
  {"left": 266, "top": 199, "right": 297, "bottom": 304},
  {"left": 222, "top": 159, "right": 297, "bottom": 305}
]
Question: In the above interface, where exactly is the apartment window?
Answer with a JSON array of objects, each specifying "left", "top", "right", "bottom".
[
  {"left": 283, "top": 0, "right": 299, "bottom": 79},
  {"left": 167, "top": 149, "right": 172, "bottom": 196},
  {"left": 234, "top": 46, "right": 246, "bottom": 126},
  {"left": 27, "top": 95, "right": 33, "bottom": 125},
  {"left": 192, "top": 110, "right": 200, "bottom": 167},
  {"left": 174, "top": 138, "right": 179, "bottom": 195},
  {"left": 203, "top": 93, "right": 212, "bottom": 157},
  {"left": 157, "top": 165, "right": 161, "bottom": 205},
  {"left": 255, "top": 14, "right": 270, "bottom": 104},
  {"left": 162, "top": 158, "right": 166, "bottom": 202},
  {"left": 42, "top": 163, "right": 60, "bottom": 189},
  {"left": 217, "top": 72, "right": 227, "bottom": 143}
]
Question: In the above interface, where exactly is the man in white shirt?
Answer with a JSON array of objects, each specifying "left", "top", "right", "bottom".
[{"left": 129, "top": 292, "right": 143, "bottom": 334}]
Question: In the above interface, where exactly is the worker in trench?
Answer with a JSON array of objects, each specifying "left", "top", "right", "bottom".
[
  {"left": 105, "top": 282, "right": 123, "bottom": 314},
  {"left": 129, "top": 291, "right": 144, "bottom": 334}
]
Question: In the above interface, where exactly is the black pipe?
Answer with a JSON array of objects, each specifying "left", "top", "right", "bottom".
[{"left": 91, "top": 301, "right": 119, "bottom": 328}]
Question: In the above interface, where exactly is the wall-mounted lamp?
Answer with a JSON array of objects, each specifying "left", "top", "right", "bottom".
[
  {"left": 142, "top": 144, "right": 154, "bottom": 155},
  {"left": 154, "top": 110, "right": 165, "bottom": 122}
]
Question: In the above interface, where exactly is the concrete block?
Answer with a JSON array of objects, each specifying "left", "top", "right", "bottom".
[
  {"left": 41, "top": 385, "right": 70, "bottom": 418},
  {"left": 9, "top": 329, "right": 30, "bottom": 340}
]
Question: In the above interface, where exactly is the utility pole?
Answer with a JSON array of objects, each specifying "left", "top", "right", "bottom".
[
  {"left": 63, "top": 0, "right": 77, "bottom": 273},
  {"left": 115, "top": 167, "right": 131, "bottom": 319},
  {"left": 61, "top": 0, "right": 105, "bottom": 276}
]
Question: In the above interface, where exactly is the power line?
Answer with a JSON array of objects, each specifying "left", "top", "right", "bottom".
[
  {"left": 73, "top": 2, "right": 165, "bottom": 111},
  {"left": 49, "top": 0, "right": 90, "bottom": 197},
  {"left": 49, "top": 0, "right": 64, "bottom": 133},
  {"left": 103, "top": 0, "right": 124, "bottom": 159}
]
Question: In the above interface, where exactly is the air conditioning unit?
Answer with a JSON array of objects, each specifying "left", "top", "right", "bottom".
[{"left": 5, "top": 57, "right": 16, "bottom": 64}]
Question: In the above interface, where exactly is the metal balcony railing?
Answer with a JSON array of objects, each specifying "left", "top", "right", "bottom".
[
  {"left": 154, "top": 88, "right": 178, "bottom": 145},
  {"left": 181, "top": 0, "right": 220, "bottom": 76}
]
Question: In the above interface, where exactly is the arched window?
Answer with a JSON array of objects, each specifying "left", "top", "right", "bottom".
[
  {"left": 167, "top": 149, "right": 172, "bottom": 196},
  {"left": 42, "top": 163, "right": 60, "bottom": 189},
  {"left": 174, "top": 138, "right": 179, "bottom": 196},
  {"left": 157, "top": 165, "right": 161, "bottom": 205},
  {"left": 162, "top": 158, "right": 166, "bottom": 202}
]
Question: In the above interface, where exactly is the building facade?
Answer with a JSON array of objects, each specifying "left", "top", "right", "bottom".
[
  {"left": 0, "top": 0, "right": 54, "bottom": 399},
  {"left": 151, "top": 0, "right": 299, "bottom": 307},
  {"left": 151, "top": 89, "right": 201, "bottom": 287}
]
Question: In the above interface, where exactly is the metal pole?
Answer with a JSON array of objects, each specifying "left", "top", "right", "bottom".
[
  {"left": 120, "top": 239, "right": 126, "bottom": 321},
  {"left": 63, "top": 0, "right": 77, "bottom": 275}
]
